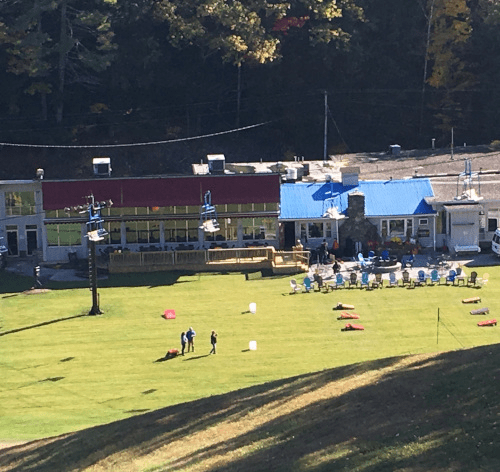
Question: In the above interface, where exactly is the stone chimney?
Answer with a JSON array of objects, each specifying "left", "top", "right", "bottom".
[
  {"left": 347, "top": 190, "right": 365, "bottom": 220},
  {"left": 338, "top": 190, "right": 379, "bottom": 257}
]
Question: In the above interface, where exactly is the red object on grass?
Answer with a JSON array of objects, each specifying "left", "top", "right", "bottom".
[
  {"left": 338, "top": 312, "right": 360, "bottom": 320},
  {"left": 477, "top": 319, "right": 497, "bottom": 327},
  {"left": 342, "top": 323, "right": 365, "bottom": 331},
  {"left": 162, "top": 309, "right": 176, "bottom": 319}
]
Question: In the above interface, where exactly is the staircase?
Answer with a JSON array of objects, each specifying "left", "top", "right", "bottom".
[{"left": 272, "top": 251, "right": 309, "bottom": 275}]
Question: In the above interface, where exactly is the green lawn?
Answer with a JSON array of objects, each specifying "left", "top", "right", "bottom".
[{"left": 1, "top": 268, "right": 498, "bottom": 440}]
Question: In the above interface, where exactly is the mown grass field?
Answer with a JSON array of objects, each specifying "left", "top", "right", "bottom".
[{"left": 1, "top": 266, "right": 499, "bottom": 446}]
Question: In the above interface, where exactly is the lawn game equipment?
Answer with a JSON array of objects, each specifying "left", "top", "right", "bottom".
[
  {"left": 337, "top": 312, "right": 360, "bottom": 320},
  {"left": 470, "top": 307, "right": 489, "bottom": 315},
  {"left": 341, "top": 323, "right": 365, "bottom": 331},
  {"left": 162, "top": 309, "right": 176, "bottom": 319},
  {"left": 334, "top": 302, "right": 355, "bottom": 310},
  {"left": 462, "top": 297, "right": 481, "bottom": 304},
  {"left": 477, "top": 319, "right": 497, "bottom": 327}
]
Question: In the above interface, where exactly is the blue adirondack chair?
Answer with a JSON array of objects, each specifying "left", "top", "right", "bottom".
[
  {"left": 446, "top": 270, "right": 456, "bottom": 285},
  {"left": 357, "top": 252, "right": 367, "bottom": 269},
  {"left": 335, "top": 273, "right": 345, "bottom": 289},
  {"left": 303, "top": 277, "right": 314, "bottom": 292},
  {"left": 388, "top": 272, "right": 398, "bottom": 287},
  {"left": 414, "top": 270, "right": 427, "bottom": 286},
  {"left": 429, "top": 269, "right": 441, "bottom": 285},
  {"left": 360, "top": 272, "right": 370, "bottom": 289}
]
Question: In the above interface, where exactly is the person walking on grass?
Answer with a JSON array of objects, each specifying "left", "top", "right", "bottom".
[
  {"left": 180, "top": 331, "right": 187, "bottom": 356},
  {"left": 186, "top": 327, "right": 196, "bottom": 353},
  {"left": 210, "top": 330, "right": 217, "bottom": 354}
]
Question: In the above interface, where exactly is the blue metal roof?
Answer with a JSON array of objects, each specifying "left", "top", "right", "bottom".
[{"left": 280, "top": 179, "right": 435, "bottom": 219}]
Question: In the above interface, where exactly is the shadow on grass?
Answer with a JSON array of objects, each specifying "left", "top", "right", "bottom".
[
  {"left": 0, "top": 313, "right": 88, "bottom": 337},
  {"left": 0, "top": 269, "right": 189, "bottom": 293},
  {"left": 183, "top": 354, "right": 210, "bottom": 361},
  {"left": 2, "top": 345, "right": 500, "bottom": 472}
]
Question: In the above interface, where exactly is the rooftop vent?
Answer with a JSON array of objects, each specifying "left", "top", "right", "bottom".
[
  {"left": 340, "top": 166, "right": 360, "bottom": 186},
  {"left": 207, "top": 154, "right": 225, "bottom": 174},
  {"left": 285, "top": 167, "right": 298, "bottom": 182},
  {"left": 389, "top": 144, "right": 401, "bottom": 156},
  {"left": 93, "top": 157, "right": 111, "bottom": 177}
]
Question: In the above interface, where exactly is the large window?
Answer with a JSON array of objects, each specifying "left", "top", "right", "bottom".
[
  {"left": 5, "top": 191, "right": 36, "bottom": 216},
  {"left": 210, "top": 218, "right": 237, "bottom": 241},
  {"left": 164, "top": 220, "right": 198, "bottom": 242},
  {"left": 242, "top": 218, "right": 277, "bottom": 240},
  {"left": 46, "top": 223, "right": 82, "bottom": 246},
  {"left": 101, "top": 221, "right": 122, "bottom": 245},
  {"left": 381, "top": 218, "right": 413, "bottom": 239},
  {"left": 308, "top": 222, "right": 324, "bottom": 239},
  {"left": 126, "top": 221, "right": 161, "bottom": 244}
]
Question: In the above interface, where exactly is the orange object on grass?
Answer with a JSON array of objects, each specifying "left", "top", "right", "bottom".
[{"left": 477, "top": 319, "right": 497, "bottom": 327}]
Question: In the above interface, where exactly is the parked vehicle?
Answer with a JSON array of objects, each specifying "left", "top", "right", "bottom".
[{"left": 492, "top": 228, "right": 500, "bottom": 256}]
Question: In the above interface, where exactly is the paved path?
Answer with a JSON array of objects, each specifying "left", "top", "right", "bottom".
[{"left": 306, "top": 252, "right": 498, "bottom": 284}]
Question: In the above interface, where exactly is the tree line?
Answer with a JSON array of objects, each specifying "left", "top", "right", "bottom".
[{"left": 0, "top": 0, "right": 499, "bottom": 178}]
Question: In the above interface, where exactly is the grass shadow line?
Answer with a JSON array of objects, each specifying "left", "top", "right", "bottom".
[
  {"left": 183, "top": 354, "right": 210, "bottom": 361},
  {"left": 0, "top": 313, "right": 89, "bottom": 337}
]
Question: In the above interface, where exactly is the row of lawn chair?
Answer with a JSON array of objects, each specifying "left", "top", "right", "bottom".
[{"left": 290, "top": 269, "right": 484, "bottom": 293}]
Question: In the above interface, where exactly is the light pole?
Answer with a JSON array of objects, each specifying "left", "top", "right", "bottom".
[
  {"left": 85, "top": 195, "right": 112, "bottom": 315},
  {"left": 67, "top": 195, "right": 112, "bottom": 315}
]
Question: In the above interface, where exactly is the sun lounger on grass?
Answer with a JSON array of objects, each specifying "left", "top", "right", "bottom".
[
  {"left": 470, "top": 307, "right": 489, "bottom": 315},
  {"left": 477, "top": 319, "right": 496, "bottom": 327}
]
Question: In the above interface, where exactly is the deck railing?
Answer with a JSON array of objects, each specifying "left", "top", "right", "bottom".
[{"left": 109, "top": 246, "right": 281, "bottom": 272}]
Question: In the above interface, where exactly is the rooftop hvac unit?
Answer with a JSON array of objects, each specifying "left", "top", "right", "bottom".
[
  {"left": 286, "top": 168, "right": 298, "bottom": 182},
  {"left": 389, "top": 144, "right": 401, "bottom": 156},
  {"left": 207, "top": 154, "right": 225, "bottom": 174},
  {"left": 93, "top": 157, "right": 111, "bottom": 177}
]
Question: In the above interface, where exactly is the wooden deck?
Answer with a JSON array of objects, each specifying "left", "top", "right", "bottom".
[{"left": 108, "top": 248, "right": 309, "bottom": 274}]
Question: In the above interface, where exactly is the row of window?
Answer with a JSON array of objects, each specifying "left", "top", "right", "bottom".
[
  {"left": 46, "top": 217, "right": 278, "bottom": 246},
  {"left": 299, "top": 219, "right": 427, "bottom": 241},
  {"left": 45, "top": 202, "right": 278, "bottom": 219}
]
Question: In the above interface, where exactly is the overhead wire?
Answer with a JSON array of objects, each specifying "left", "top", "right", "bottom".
[{"left": 0, "top": 120, "right": 274, "bottom": 149}]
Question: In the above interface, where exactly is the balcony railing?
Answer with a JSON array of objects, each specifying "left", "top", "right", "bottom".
[{"left": 109, "top": 247, "right": 309, "bottom": 273}]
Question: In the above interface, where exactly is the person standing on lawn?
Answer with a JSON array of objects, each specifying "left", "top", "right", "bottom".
[
  {"left": 186, "top": 327, "right": 196, "bottom": 353},
  {"left": 320, "top": 239, "right": 329, "bottom": 264},
  {"left": 180, "top": 331, "right": 187, "bottom": 356},
  {"left": 210, "top": 330, "right": 217, "bottom": 354}
]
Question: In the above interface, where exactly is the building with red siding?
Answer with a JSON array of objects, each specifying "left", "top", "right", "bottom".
[{"left": 40, "top": 174, "right": 280, "bottom": 263}]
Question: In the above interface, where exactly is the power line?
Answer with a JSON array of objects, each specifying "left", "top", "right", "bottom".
[{"left": 0, "top": 120, "right": 274, "bottom": 149}]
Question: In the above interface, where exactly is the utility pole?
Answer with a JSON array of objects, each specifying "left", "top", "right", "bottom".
[
  {"left": 323, "top": 90, "right": 328, "bottom": 163},
  {"left": 451, "top": 127, "right": 454, "bottom": 160}
]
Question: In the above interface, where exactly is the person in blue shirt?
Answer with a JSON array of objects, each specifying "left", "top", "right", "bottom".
[{"left": 186, "top": 327, "right": 196, "bottom": 353}]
